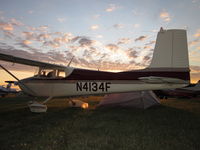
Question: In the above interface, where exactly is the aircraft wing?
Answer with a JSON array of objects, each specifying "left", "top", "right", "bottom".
[
  {"left": 0, "top": 53, "right": 67, "bottom": 70},
  {"left": 139, "top": 76, "right": 188, "bottom": 84}
]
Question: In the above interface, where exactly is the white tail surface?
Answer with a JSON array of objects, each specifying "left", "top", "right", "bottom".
[{"left": 149, "top": 28, "right": 189, "bottom": 69}]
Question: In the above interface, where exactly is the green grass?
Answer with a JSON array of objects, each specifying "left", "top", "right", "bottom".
[{"left": 0, "top": 96, "right": 200, "bottom": 150}]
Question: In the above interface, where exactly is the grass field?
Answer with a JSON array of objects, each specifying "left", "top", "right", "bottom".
[{"left": 0, "top": 96, "right": 200, "bottom": 150}]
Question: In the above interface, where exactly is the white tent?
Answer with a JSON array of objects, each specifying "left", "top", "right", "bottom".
[{"left": 97, "top": 91, "right": 160, "bottom": 109}]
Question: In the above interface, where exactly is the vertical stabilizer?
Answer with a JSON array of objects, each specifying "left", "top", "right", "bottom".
[{"left": 148, "top": 28, "right": 189, "bottom": 69}]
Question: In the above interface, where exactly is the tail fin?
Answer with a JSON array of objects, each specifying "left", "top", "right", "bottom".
[
  {"left": 149, "top": 27, "right": 189, "bottom": 69},
  {"left": 147, "top": 28, "right": 190, "bottom": 82}
]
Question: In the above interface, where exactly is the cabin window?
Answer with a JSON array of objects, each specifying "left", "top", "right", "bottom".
[
  {"left": 57, "top": 71, "right": 65, "bottom": 78},
  {"left": 35, "top": 69, "right": 66, "bottom": 78}
]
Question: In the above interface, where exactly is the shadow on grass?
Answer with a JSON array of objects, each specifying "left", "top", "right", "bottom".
[{"left": 0, "top": 97, "right": 200, "bottom": 150}]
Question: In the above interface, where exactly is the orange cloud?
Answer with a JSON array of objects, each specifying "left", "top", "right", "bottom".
[
  {"left": 190, "top": 65, "right": 200, "bottom": 73},
  {"left": 38, "top": 33, "right": 51, "bottom": 41},
  {"left": 160, "top": 10, "right": 171, "bottom": 22},
  {"left": 189, "top": 39, "right": 200, "bottom": 47},
  {"left": 194, "top": 29, "right": 200, "bottom": 37},
  {"left": 144, "top": 45, "right": 153, "bottom": 49},
  {"left": 0, "top": 23, "right": 13, "bottom": 31},
  {"left": 22, "top": 32, "right": 35, "bottom": 40},
  {"left": 90, "top": 25, "right": 99, "bottom": 30},
  {"left": 117, "top": 38, "right": 131, "bottom": 45},
  {"left": 23, "top": 40, "right": 32, "bottom": 45},
  {"left": 105, "top": 4, "right": 118, "bottom": 12}
]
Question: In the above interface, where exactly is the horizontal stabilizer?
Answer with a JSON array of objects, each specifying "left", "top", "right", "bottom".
[{"left": 139, "top": 76, "right": 188, "bottom": 84}]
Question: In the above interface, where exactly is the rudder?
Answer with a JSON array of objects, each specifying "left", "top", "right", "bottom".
[{"left": 148, "top": 28, "right": 189, "bottom": 69}]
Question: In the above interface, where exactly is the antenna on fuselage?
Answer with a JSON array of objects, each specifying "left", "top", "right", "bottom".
[{"left": 67, "top": 56, "right": 74, "bottom": 67}]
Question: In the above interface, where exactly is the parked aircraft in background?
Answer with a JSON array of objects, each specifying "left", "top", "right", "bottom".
[
  {"left": 0, "top": 28, "right": 190, "bottom": 112},
  {"left": 154, "top": 81, "right": 200, "bottom": 99},
  {"left": 0, "top": 81, "right": 19, "bottom": 97}
]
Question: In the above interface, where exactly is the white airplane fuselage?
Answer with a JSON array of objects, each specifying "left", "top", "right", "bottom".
[{"left": 19, "top": 78, "right": 188, "bottom": 97}]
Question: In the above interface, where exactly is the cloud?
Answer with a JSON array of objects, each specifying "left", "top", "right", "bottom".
[
  {"left": 46, "top": 50, "right": 68, "bottom": 63},
  {"left": 23, "top": 40, "right": 32, "bottom": 45},
  {"left": 105, "top": 4, "right": 118, "bottom": 12},
  {"left": 105, "top": 44, "right": 119, "bottom": 51},
  {"left": 160, "top": 10, "right": 171, "bottom": 22},
  {"left": 43, "top": 41, "right": 61, "bottom": 48},
  {"left": 93, "top": 14, "right": 100, "bottom": 19},
  {"left": 113, "top": 24, "right": 124, "bottom": 29},
  {"left": 57, "top": 17, "right": 66, "bottom": 23},
  {"left": 37, "top": 26, "right": 48, "bottom": 32},
  {"left": 22, "top": 32, "right": 36, "bottom": 40},
  {"left": 38, "top": 33, "right": 51, "bottom": 41},
  {"left": 143, "top": 55, "right": 151, "bottom": 62},
  {"left": 135, "top": 35, "right": 147, "bottom": 42},
  {"left": 190, "top": 65, "right": 200, "bottom": 83},
  {"left": 194, "top": 29, "right": 200, "bottom": 37},
  {"left": 78, "top": 37, "right": 95, "bottom": 47},
  {"left": 192, "top": 0, "right": 198, "bottom": 3},
  {"left": 10, "top": 18, "right": 23, "bottom": 26},
  {"left": 27, "top": 25, "right": 48, "bottom": 32},
  {"left": 16, "top": 41, "right": 38, "bottom": 52},
  {"left": 0, "top": 22, "right": 13, "bottom": 31},
  {"left": 71, "top": 36, "right": 82, "bottom": 43},
  {"left": 0, "top": 16, "right": 158, "bottom": 72},
  {"left": 22, "top": 31, "right": 74, "bottom": 48},
  {"left": 42, "top": 33, "right": 74, "bottom": 48},
  {"left": 117, "top": 38, "right": 131, "bottom": 45},
  {"left": 96, "top": 35, "right": 103, "bottom": 38},
  {"left": 125, "top": 48, "right": 138, "bottom": 59},
  {"left": 133, "top": 24, "right": 140, "bottom": 28},
  {"left": 132, "top": 9, "right": 143, "bottom": 16},
  {"left": 145, "top": 41, "right": 156, "bottom": 45},
  {"left": 0, "top": 43, "right": 152, "bottom": 73},
  {"left": 189, "top": 39, "right": 200, "bottom": 47},
  {"left": 3, "top": 31, "right": 15, "bottom": 39},
  {"left": 144, "top": 41, "right": 156, "bottom": 49},
  {"left": 144, "top": 45, "right": 153, "bottom": 49},
  {"left": 190, "top": 65, "right": 200, "bottom": 73},
  {"left": 90, "top": 25, "right": 99, "bottom": 30}
]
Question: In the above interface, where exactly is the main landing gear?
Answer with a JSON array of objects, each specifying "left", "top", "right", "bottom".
[{"left": 28, "top": 97, "right": 53, "bottom": 113}]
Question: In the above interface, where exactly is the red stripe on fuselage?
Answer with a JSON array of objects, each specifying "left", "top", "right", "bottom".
[{"left": 65, "top": 68, "right": 190, "bottom": 81}]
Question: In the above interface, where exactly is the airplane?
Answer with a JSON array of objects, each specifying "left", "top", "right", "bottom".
[
  {"left": 0, "top": 27, "right": 190, "bottom": 112},
  {"left": 0, "top": 81, "right": 19, "bottom": 97},
  {"left": 154, "top": 80, "right": 200, "bottom": 99}
]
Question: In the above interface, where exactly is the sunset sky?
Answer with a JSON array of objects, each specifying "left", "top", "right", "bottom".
[{"left": 0, "top": 0, "right": 200, "bottom": 84}]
